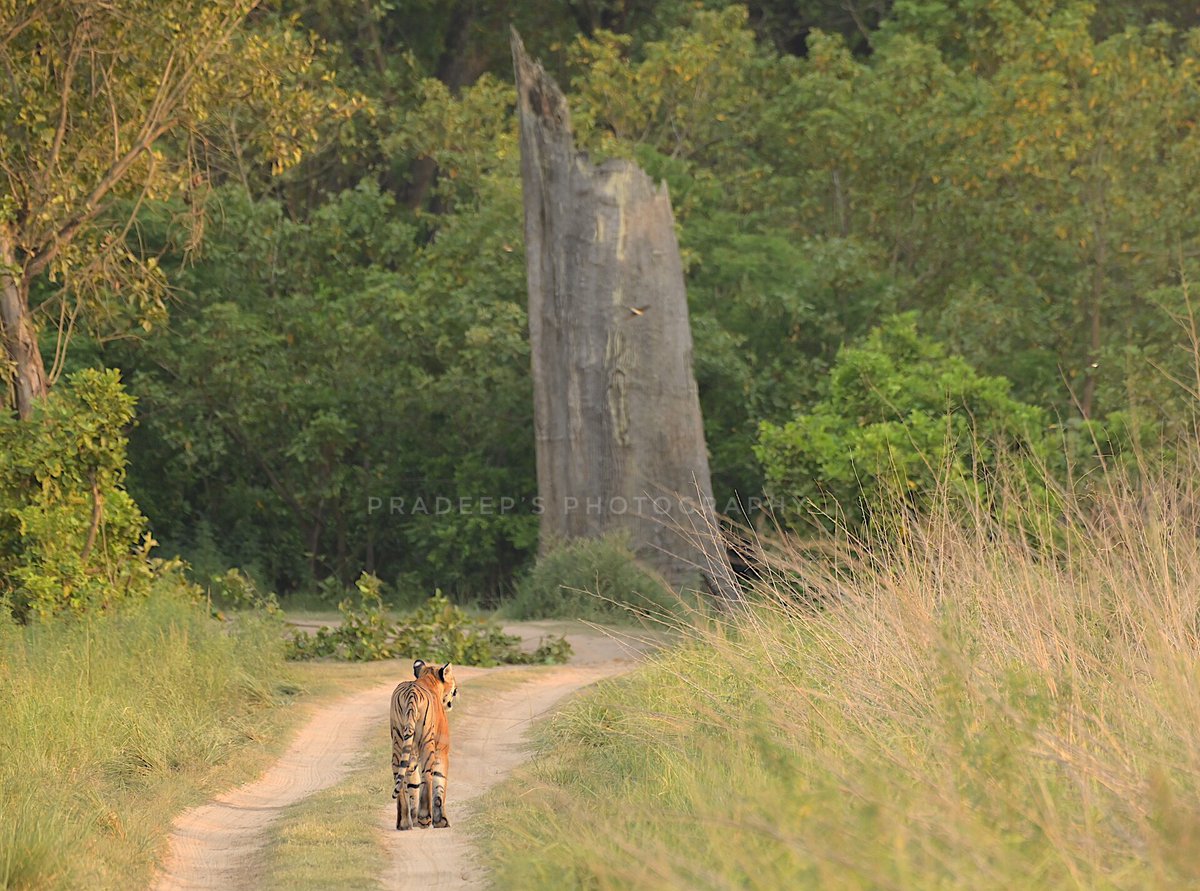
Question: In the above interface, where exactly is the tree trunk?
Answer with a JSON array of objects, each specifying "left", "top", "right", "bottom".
[
  {"left": 511, "top": 30, "right": 741, "bottom": 608},
  {"left": 401, "top": 1, "right": 488, "bottom": 212},
  {"left": 0, "top": 229, "right": 49, "bottom": 419}
]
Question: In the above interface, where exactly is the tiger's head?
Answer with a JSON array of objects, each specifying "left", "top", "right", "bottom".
[{"left": 412, "top": 659, "right": 458, "bottom": 710}]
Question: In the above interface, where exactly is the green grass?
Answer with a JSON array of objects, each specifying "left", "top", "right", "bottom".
[
  {"left": 258, "top": 732, "right": 388, "bottom": 891},
  {"left": 0, "top": 584, "right": 298, "bottom": 891},
  {"left": 476, "top": 462, "right": 1200, "bottom": 889}
]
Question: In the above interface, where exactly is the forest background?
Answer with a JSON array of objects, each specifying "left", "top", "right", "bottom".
[{"left": 4, "top": 0, "right": 1199, "bottom": 613}]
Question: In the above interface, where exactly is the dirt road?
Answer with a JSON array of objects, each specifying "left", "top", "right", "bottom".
[{"left": 153, "top": 622, "right": 650, "bottom": 890}]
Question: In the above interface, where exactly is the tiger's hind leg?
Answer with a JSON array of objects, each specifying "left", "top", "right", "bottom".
[
  {"left": 392, "top": 726, "right": 408, "bottom": 830},
  {"left": 401, "top": 758, "right": 422, "bottom": 831},
  {"left": 390, "top": 725, "right": 405, "bottom": 801},
  {"left": 417, "top": 774, "right": 432, "bottom": 828},
  {"left": 431, "top": 767, "right": 449, "bottom": 828},
  {"left": 396, "top": 728, "right": 419, "bottom": 830}
]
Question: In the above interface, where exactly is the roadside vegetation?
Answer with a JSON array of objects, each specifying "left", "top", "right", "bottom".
[
  {"left": 0, "top": 356, "right": 298, "bottom": 890},
  {"left": 0, "top": 589, "right": 294, "bottom": 891},
  {"left": 478, "top": 449, "right": 1200, "bottom": 889},
  {"left": 286, "top": 573, "right": 571, "bottom": 664},
  {"left": 503, "top": 534, "right": 679, "bottom": 622}
]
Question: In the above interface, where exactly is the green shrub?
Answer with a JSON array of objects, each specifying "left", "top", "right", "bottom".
[
  {"left": 206, "top": 567, "right": 283, "bottom": 620},
  {"left": 286, "top": 573, "right": 570, "bottom": 665},
  {"left": 0, "top": 581, "right": 291, "bottom": 890},
  {"left": 504, "top": 533, "right": 678, "bottom": 621},
  {"left": 0, "top": 368, "right": 157, "bottom": 621},
  {"left": 756, "top": 314, "right": 1053, "bottom": 532}
]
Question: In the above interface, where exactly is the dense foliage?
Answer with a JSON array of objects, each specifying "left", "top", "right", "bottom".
[
  {"left": 756, "top": 314, "right": 1051, "bottom": 528},
  {"left": 0, "top": 369, "right": 158, "bottom": 620},
  {"left": 3, "top": 0, "right": 1197, "bottom": 604},
  {"left": 110, "top": 181, "right": 534, "bottom": 598}
]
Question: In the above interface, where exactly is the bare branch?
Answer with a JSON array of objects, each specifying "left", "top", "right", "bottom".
[
  {"left": 100, "top": 52, "right": 121, "bottom": 162},
  {"left": 0, "top": 1, "right": 49, "bottom": 50},
  {"left": 47, "top": 293, "right": 79, "bottom": 386},
  {"left": 43, "top": 10, "right": 87, "bottom": 193},
  {"left": 25, "top": 2, "right": 261, "bottom": 280}
]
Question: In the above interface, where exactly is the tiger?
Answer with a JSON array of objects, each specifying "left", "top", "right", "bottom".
[{"left": 390, "top": 658, "right": 457, "bottom": 830}]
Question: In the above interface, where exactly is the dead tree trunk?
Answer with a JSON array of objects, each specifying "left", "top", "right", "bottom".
[{"left": 511, "top": 30, "right": 740, "bottom": 607}]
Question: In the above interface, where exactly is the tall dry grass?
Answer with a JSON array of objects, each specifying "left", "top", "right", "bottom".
[{"left": 478, "top": 448, "right": 1200, "bottom": 889}]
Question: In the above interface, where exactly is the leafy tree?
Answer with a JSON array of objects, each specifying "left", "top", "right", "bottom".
[
  {"left": 756, "top": 315, "right": 1050, "bottom": 529},
  {"left": 0, "top": 0, "right": 344, "bottom": 417},
  {"left": 773, "top": 4, "right": 1200, "bottom": 420},
  {"left": 113, "top": 164, "right": 535, "bottom": 598},
  {"left": 0, "top": 369, "right": 157, "bottom": 619}
]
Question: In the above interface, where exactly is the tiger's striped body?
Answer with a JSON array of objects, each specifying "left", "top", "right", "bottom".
[{"left": 390, "top": 659, "right": 457, "bottom": 830}]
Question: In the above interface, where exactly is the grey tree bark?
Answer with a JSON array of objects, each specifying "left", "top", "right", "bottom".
[
  {"left": 0, "top": 227, "right": 49, "bottom": 420},
  {"left": 511, "top": 30, "right": 741, "bottom": 607}
]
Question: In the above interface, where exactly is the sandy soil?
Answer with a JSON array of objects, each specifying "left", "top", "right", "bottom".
[{"left": 153, "top": 622, "right": 653, "bottom": 890}]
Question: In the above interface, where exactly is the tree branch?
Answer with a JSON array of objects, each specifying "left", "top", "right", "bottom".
[
  {"left": 43, "top": 12, "right": 87, "bottom": 193},
  {"left": 24, "top": 2, "right": 260, "bottom": 281},
  {"left": 0, "top": 2, "right": 49, "bottom": 50},
  {"left": 80, "top": 469, "right": 104, "bottom": 563}
]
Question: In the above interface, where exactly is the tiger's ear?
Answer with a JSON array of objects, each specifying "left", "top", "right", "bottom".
[
  {"left": 413, "top": 659, "right": 426, "bottom": 678},
  {"left": 438, "top": 663, "right": 452, "bottom": 682}
]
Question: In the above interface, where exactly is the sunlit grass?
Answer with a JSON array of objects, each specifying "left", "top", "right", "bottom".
[
  {"left": 477, "top": 451, "right": 1200, "bottom": 889},
  {"left": 0, "top": 587, "right": 296, "bottom": 891},
  {"left": 257, "top": 725, "right": 388, "bottom": 891}
]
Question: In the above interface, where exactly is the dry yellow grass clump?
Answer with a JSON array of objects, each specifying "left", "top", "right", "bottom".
[{"left": 479, "top": 455, "right": 1200, "bottom": 889}]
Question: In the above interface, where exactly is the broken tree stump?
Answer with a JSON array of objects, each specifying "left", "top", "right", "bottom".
[{"left": 511, "top": 29, "right": 741, "bottom": 607}]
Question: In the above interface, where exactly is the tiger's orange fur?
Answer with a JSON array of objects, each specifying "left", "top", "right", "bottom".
[{"left": 390, "top": 659, "right": 457, "bottom": 830}]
